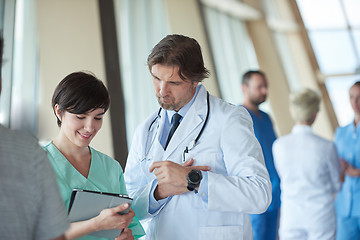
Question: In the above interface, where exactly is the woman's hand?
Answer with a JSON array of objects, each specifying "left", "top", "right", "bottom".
[
  {"left": 92, "top": 203, "right": 135, "bottom": 232},
  {"left": 64, "top": 203, "right": 135, "bottom": 240},
  {"left": 340, "top": 158, "right": 349, "bottom": 182},
  {"left": 115, "top": 228, "right": 134, "bottom": 240},
  {"left": 340, "top": 158, "right": 349, "bottom": 173},
  {"left": 345, "top": 164, "right": 360, "bottom": 177}
]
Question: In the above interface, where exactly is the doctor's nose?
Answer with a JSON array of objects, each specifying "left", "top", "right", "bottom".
[{"left": 159, "top": 82, "right": 170, "bottom": 96}]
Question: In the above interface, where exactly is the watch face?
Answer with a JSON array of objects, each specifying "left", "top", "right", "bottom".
[{"left": 189, "top": 171, "right": 201, "bottom": 183}]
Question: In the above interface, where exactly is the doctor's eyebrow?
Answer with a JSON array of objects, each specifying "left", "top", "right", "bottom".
[
  {"left": 152, "top": 75, "right": 161, "bottom": 80},
  {"left": 169, "top": 81, "right": 182, "bottom": 85},
  {"left": 150, "top": 72, "right": 159, "bottom": 79}
]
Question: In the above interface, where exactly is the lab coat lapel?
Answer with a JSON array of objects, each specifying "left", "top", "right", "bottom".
[
  {"left": 152, "top": 108, "right": 167, "bottom": 157},
  {"left": 142, "top": 108, "right": 166, "bottom": 163},
  {"left": 164, "top": 85, "right": 208, "bottom": 160}
]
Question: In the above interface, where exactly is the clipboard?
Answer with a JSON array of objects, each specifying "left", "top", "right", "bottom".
[{"left": 68, "top": 189, "right": 133, "bottom": 239}]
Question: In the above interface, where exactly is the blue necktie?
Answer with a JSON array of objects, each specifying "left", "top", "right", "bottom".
[{"left": 165, "top": 113, "right": 182, "bottom": 150}]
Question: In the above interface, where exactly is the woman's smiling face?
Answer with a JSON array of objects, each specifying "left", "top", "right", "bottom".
[{"left": 55, "top": 105, "right": 105, "bottom": 148}]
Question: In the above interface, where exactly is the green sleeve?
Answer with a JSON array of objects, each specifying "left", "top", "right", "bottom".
[{"left": 119, "top": 167, "right": 145, "bottom": 239}]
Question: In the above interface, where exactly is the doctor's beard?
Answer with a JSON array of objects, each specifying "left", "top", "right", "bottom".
[
  {"left": 156, "top": 96, "right": 178, "bottom": 111},
  {"left": 156, "top": 94, "right": 193, "bottom": 112},
  {"left": 155, "top": 84, "right": 197, "bottom": 111}
]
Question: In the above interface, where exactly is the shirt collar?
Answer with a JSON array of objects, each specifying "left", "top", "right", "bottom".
[
  {"left": 292, "top": 124, "right": 312, "bottom": 134},
  {"left": 166, "top": 84, "right": 201, "bottom": 124}
]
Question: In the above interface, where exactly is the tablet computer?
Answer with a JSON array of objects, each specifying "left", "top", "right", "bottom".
[{"left": 68, "top": 189, "right": 133, "bottom": 239}]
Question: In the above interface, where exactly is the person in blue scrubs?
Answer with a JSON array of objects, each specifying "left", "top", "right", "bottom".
[
  {"left": 335, "top": 81, "right": 360, "bottom": 240},
  {"left": 241, "top": 70, "right": 280, "bottom": 240}
]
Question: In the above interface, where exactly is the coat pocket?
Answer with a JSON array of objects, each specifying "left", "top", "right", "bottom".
[
  {"left": 198, "top": 226, "right": 244, "bottom": 240},
  {"left": 183, "top": 152, "right": 225, "bottom": 175}
]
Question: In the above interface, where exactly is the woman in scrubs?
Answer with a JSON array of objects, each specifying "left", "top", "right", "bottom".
[
  {"left": 43, "top": 71, "right": 144, "bottom": 240},
  {"left": 335, "top": 81, "right": 360, "bottom": 240}
]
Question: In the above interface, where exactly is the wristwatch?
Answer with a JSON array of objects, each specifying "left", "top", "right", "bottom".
[{"left": 187, "top": 170, "right": 202, "bottom": 191}]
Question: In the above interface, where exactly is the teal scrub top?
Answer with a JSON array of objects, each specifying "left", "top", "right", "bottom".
[
  {"left": 44, "top": 142, "right": 145, "bottom": 240},
  {"left": 335, "top": 123, "right": 360, "bottom": 217}
]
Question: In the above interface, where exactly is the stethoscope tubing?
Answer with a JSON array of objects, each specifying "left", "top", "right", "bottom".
[{"left": 144, "top": 91, "right": 210, "bottom": 160}]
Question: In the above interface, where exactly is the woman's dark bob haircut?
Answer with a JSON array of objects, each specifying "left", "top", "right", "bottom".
[{"left": 52, "top": 71, "right": 110, "bottom": 126}]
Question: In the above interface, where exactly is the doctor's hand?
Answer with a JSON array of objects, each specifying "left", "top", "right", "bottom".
[{"left": 149, "top": 159, "right": 210, "bottom": 200}]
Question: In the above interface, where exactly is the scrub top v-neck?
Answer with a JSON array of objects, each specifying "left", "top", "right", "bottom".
[{"left": 43, "top": 142, "right": 145, "bottom": 239}]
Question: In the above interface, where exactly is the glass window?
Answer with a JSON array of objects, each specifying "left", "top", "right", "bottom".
[
  {"left": 202, "top": 5, "right": 258, "bottom": 105},
  {"left": 297, "top": 0, "right": 360, "bottom": 76},
  {"left": 272, "top": 32, "right": 300, "bottom": 91},
  {"left": 297, "top": 0, "right": 346, "bottom": 30},
  {"left": 352, "top": 30, "right": 360, "bottom": 59},
  {"left": 261, "top": 0, "right": 301, "bottom": 92},
  {"left": 114, "top": 0, "right": 169, "bottom": 145},
  {"left": 309, "top": 30, "right": 358, "bottom": 74},
  {"left": 297, "top": 0, "right": 360, "bottom": 126},
  {"left": 0, "top": 0, "right": 15, "bottom": 128},
  {"left": 343, "top": 0, "right": 360, "bottom": 27},
  {"left": 0, "top": 0, "right": 4, "bottom": 27},
  {"left": 1, "top": 0, "right": 39, "bottom": 133},
  {"left": 325, "top": 75, "right": 360, "bottom": 126},
  {"left": 10, "top": 0, "right": 38, "bottom": 134}
]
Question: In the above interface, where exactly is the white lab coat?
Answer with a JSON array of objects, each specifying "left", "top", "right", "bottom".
[
  {"left": 125, "top": 85, "right": 272, "bottom": 240},
  {"left": 273, "top": 125, "right": 341, "bottom": 240}
]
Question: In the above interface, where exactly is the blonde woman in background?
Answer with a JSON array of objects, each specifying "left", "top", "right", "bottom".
[{"left": 273, "top": 88, "right": 341, "bottom": 240}]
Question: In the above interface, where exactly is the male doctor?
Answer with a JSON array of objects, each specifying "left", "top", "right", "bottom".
[{"left": 124, "top": 34, "right": 272, "bottom": 240}]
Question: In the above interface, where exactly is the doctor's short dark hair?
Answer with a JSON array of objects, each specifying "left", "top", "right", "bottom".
[
  {"left": 52, "top": 71, "right": 110, "bottom": 127},
  {"left": 147, "top": 34, "right": 210, "bottom": 83},
  {"left": 242, "top": 70, "right": 267, "bottom": 85}
]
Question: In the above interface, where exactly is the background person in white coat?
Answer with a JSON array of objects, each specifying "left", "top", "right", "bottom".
[
  {"left": 124, "top": 34, "right": 272, "bottom": 240},
  {"left": 273, "top": 88, "right": 341, "bottom": 240}
]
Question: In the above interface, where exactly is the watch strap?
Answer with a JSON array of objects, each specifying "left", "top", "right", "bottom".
[{"left": 187, "top": 183, "right": 196, "bottom": 191}]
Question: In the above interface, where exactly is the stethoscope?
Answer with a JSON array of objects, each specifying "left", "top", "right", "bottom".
[{"left": 144, "top": 92, "right": 210, "bottom": 162}]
